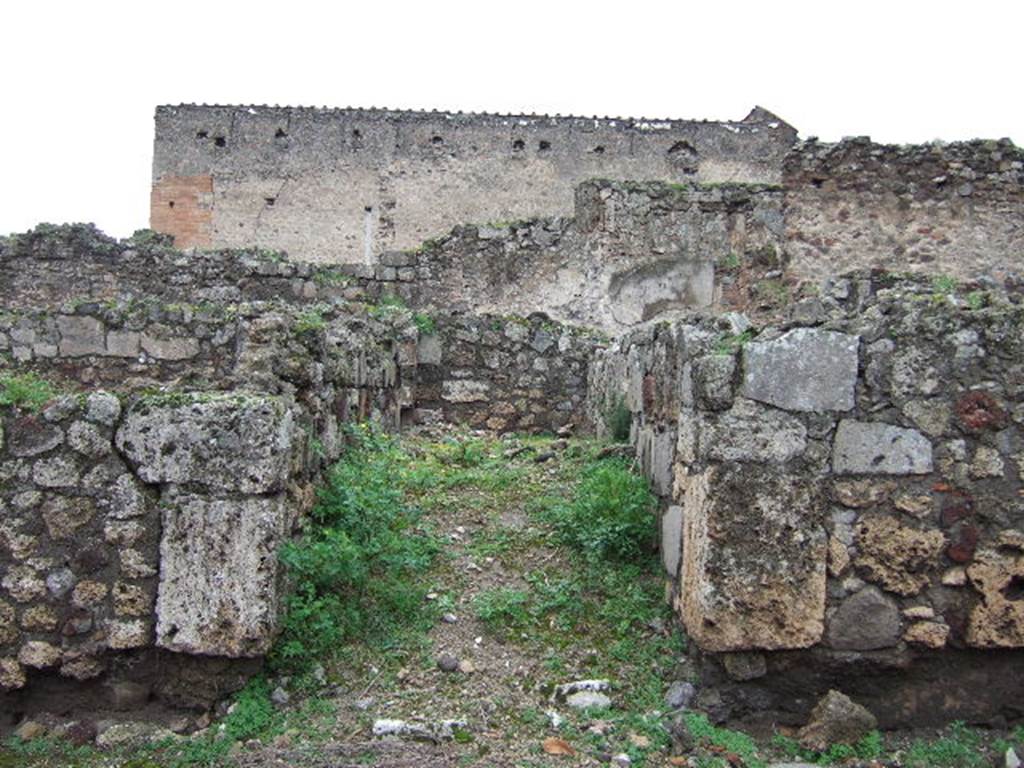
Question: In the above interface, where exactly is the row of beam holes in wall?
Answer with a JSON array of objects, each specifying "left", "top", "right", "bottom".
[{"left": 194, "top": 127, "right": 696, "bottom": 164}]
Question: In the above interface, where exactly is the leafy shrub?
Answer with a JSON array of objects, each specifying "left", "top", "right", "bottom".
[
  {"left": 270, "top": 425, "right": 439, "bottom": 672},
  {"left": 546, "top": 458, "right": 655, "bottom": 562},
  {"left": 605, "top": 396, "right": 632, "bottom": 442}
]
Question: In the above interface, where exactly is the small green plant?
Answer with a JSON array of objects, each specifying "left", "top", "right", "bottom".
[
  {"left": 752, "top": 278, "right": 790, "bottom": 306},
  {"left": 933, "top": 274, "right": 958, "bottom": 295},
  {"left": 223, "top": 677, "right": 278, "bottom": 740},
  {"left": 0, "top": 373, "right": 57, "bottom": 412},
  {"left": 545, "top": 458, "right": 655, "bottom": 562},
  {"left": 413, "top": 312, "right": 436, "bottom": 334},
  {"left": 368, "top": 293, "right": 408, "bottom": 319},
  {"left": 714, "top": 329, "right": 756, "bottom": 356},
  {"left": 966, "top": 291, "right": 986, "bottom": 310},
  {"left": 313, "top": 267, "right": 351, "bottom": 287},
  {"left": 605, "top": 396, "right": 632, "bottom": 442},
  {"left": 720, "top": 252, "right": 741, "bottom": 270},
  {"left": 294, "top": 307, "right": 326, "bottom": 334}
]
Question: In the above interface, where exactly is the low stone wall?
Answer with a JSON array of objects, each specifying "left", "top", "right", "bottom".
[
  {"left": 0, "top": 227, "right": 606, "bottom": 726},
  {"left": 412, "top": 314, "right": 603, "bottom": 434},
  {"left": 587, "top": 272, "right": 1024, "bottom": 727}
]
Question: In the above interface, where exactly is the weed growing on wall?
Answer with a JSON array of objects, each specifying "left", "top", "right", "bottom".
[
  {"left": 605, "top": 396, "right": 632, "bottom": 442},
  {"left": 0, "top": 372, "right": 57, "bottom": 411},
  {"left": 412, "top": 312, "right": 436, "bottom": 335},
  {"left": 270, "top": 425, "right": 440, "bottom": 673}
]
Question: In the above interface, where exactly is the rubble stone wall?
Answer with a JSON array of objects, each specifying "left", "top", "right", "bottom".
[
  {"left": 333, "top": 180, "right": 785, "bottom": 332},
  {"left": 0, "top": 227, "right": 602, "bottom": 724},
  {"left": 587, "top": 272, "right": 1024, "bottom": 727}
]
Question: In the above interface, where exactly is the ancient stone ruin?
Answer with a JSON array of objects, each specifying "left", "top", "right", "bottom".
[{"left": 2, "top": 104, "right": 1023, "bottom": 741}]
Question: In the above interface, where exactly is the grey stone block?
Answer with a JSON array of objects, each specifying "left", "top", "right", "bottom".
[
  {"left": 742, "top": 328, "right": 859, "bottom": 412},
  {"left": 662, "top": 505, "right": 683, "bottom": 577},
  {"left": 827, "top": 586, "right": 901, "bottom": 650},
  {"left": 57, "top": 315, "right": 106, "bottom": 357},
  {"left": 832, "top": 420, "right": 933, "bottom": 475}
]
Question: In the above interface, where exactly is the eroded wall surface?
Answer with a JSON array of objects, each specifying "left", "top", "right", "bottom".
[
  {"left": 588, "top": 272, "right": 1024, "bottom": 727},
  {"left": 151, "top": 104, "right": 797, "bottom": 262}
]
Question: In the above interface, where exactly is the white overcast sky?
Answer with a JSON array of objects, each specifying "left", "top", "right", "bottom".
[{"left": 2, "top": 0, "right": 1021, "bottom": 239}]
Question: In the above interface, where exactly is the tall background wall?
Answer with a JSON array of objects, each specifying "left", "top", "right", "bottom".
[{"left": 150, "top": 104, "right": 797, "bottom": 262}]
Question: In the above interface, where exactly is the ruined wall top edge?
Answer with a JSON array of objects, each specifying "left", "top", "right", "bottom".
[{"left": 155, "top": 103, "right": 794, "bottom": 132}]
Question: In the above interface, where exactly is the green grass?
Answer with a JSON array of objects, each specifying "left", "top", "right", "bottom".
[
  {"left": 771, "top": 729, "right": 884, "bottom": 765},
  {"left": 905, "top": 721, "right": 988, "bottom": 768},
  {"left": 270, "top": 424, "right": 441, "bottom": 673},
  {"left": 685, "top": 712, "right": 764, "bottom": 768},
  {"left": 0, "top": 372, "right": 57, "bottom": 411}
]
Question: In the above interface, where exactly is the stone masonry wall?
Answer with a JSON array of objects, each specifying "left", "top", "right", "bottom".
[
  {"left": 0, "top": 226, "right": 605, "bottom": 725},
  {"left": 784, "top": 138, "right": 1024, "bottom": 284},
  {"left": 587, "top": 272, "right": 1024, "bottom": 728},
  {"left": 151, "top": 104, "right": 797, "bottom": 261},
  {"left": 333, "top": 180, "right": 785, "bottom": 333}
]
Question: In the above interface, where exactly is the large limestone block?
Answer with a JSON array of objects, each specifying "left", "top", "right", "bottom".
[
  {"left": 742, "top": 328, "right": 859, "bottom": 412},
  {"left": 678, "top": 398, "right": 807, "bottom": 464},
  {"left": 832, "top": 420, "right": 933, "bottom": 475},
  {"left": 116, "top": 395, "right": 295, "bottom": 494},
  {"left": 155, "top": 491, "right": 289, "bottom": 657},
  {"left": 678, "top": 464, "right": 827, "bottom": 651}
]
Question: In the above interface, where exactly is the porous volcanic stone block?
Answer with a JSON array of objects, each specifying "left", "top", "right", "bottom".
[
  {"left": 678, "top": 464, "right": 826, "bottom": 651},
  {"left": 966, "top": 546, "right": 1024, "bottom": 648},
  {"left": 155, "top": 491, "right": 289, "bottom": 657},
  {"left": 832, "top": 420, "right": 933, "bottom": 475},
  {"left": 742, "top": 328, "right": 859, "bottom": 412},
  {"left": 115, "top": 395, "right": 295, "bottom": 494},
  {"left": 692, "top": 398, "right": 807, "bottom": 463}
]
